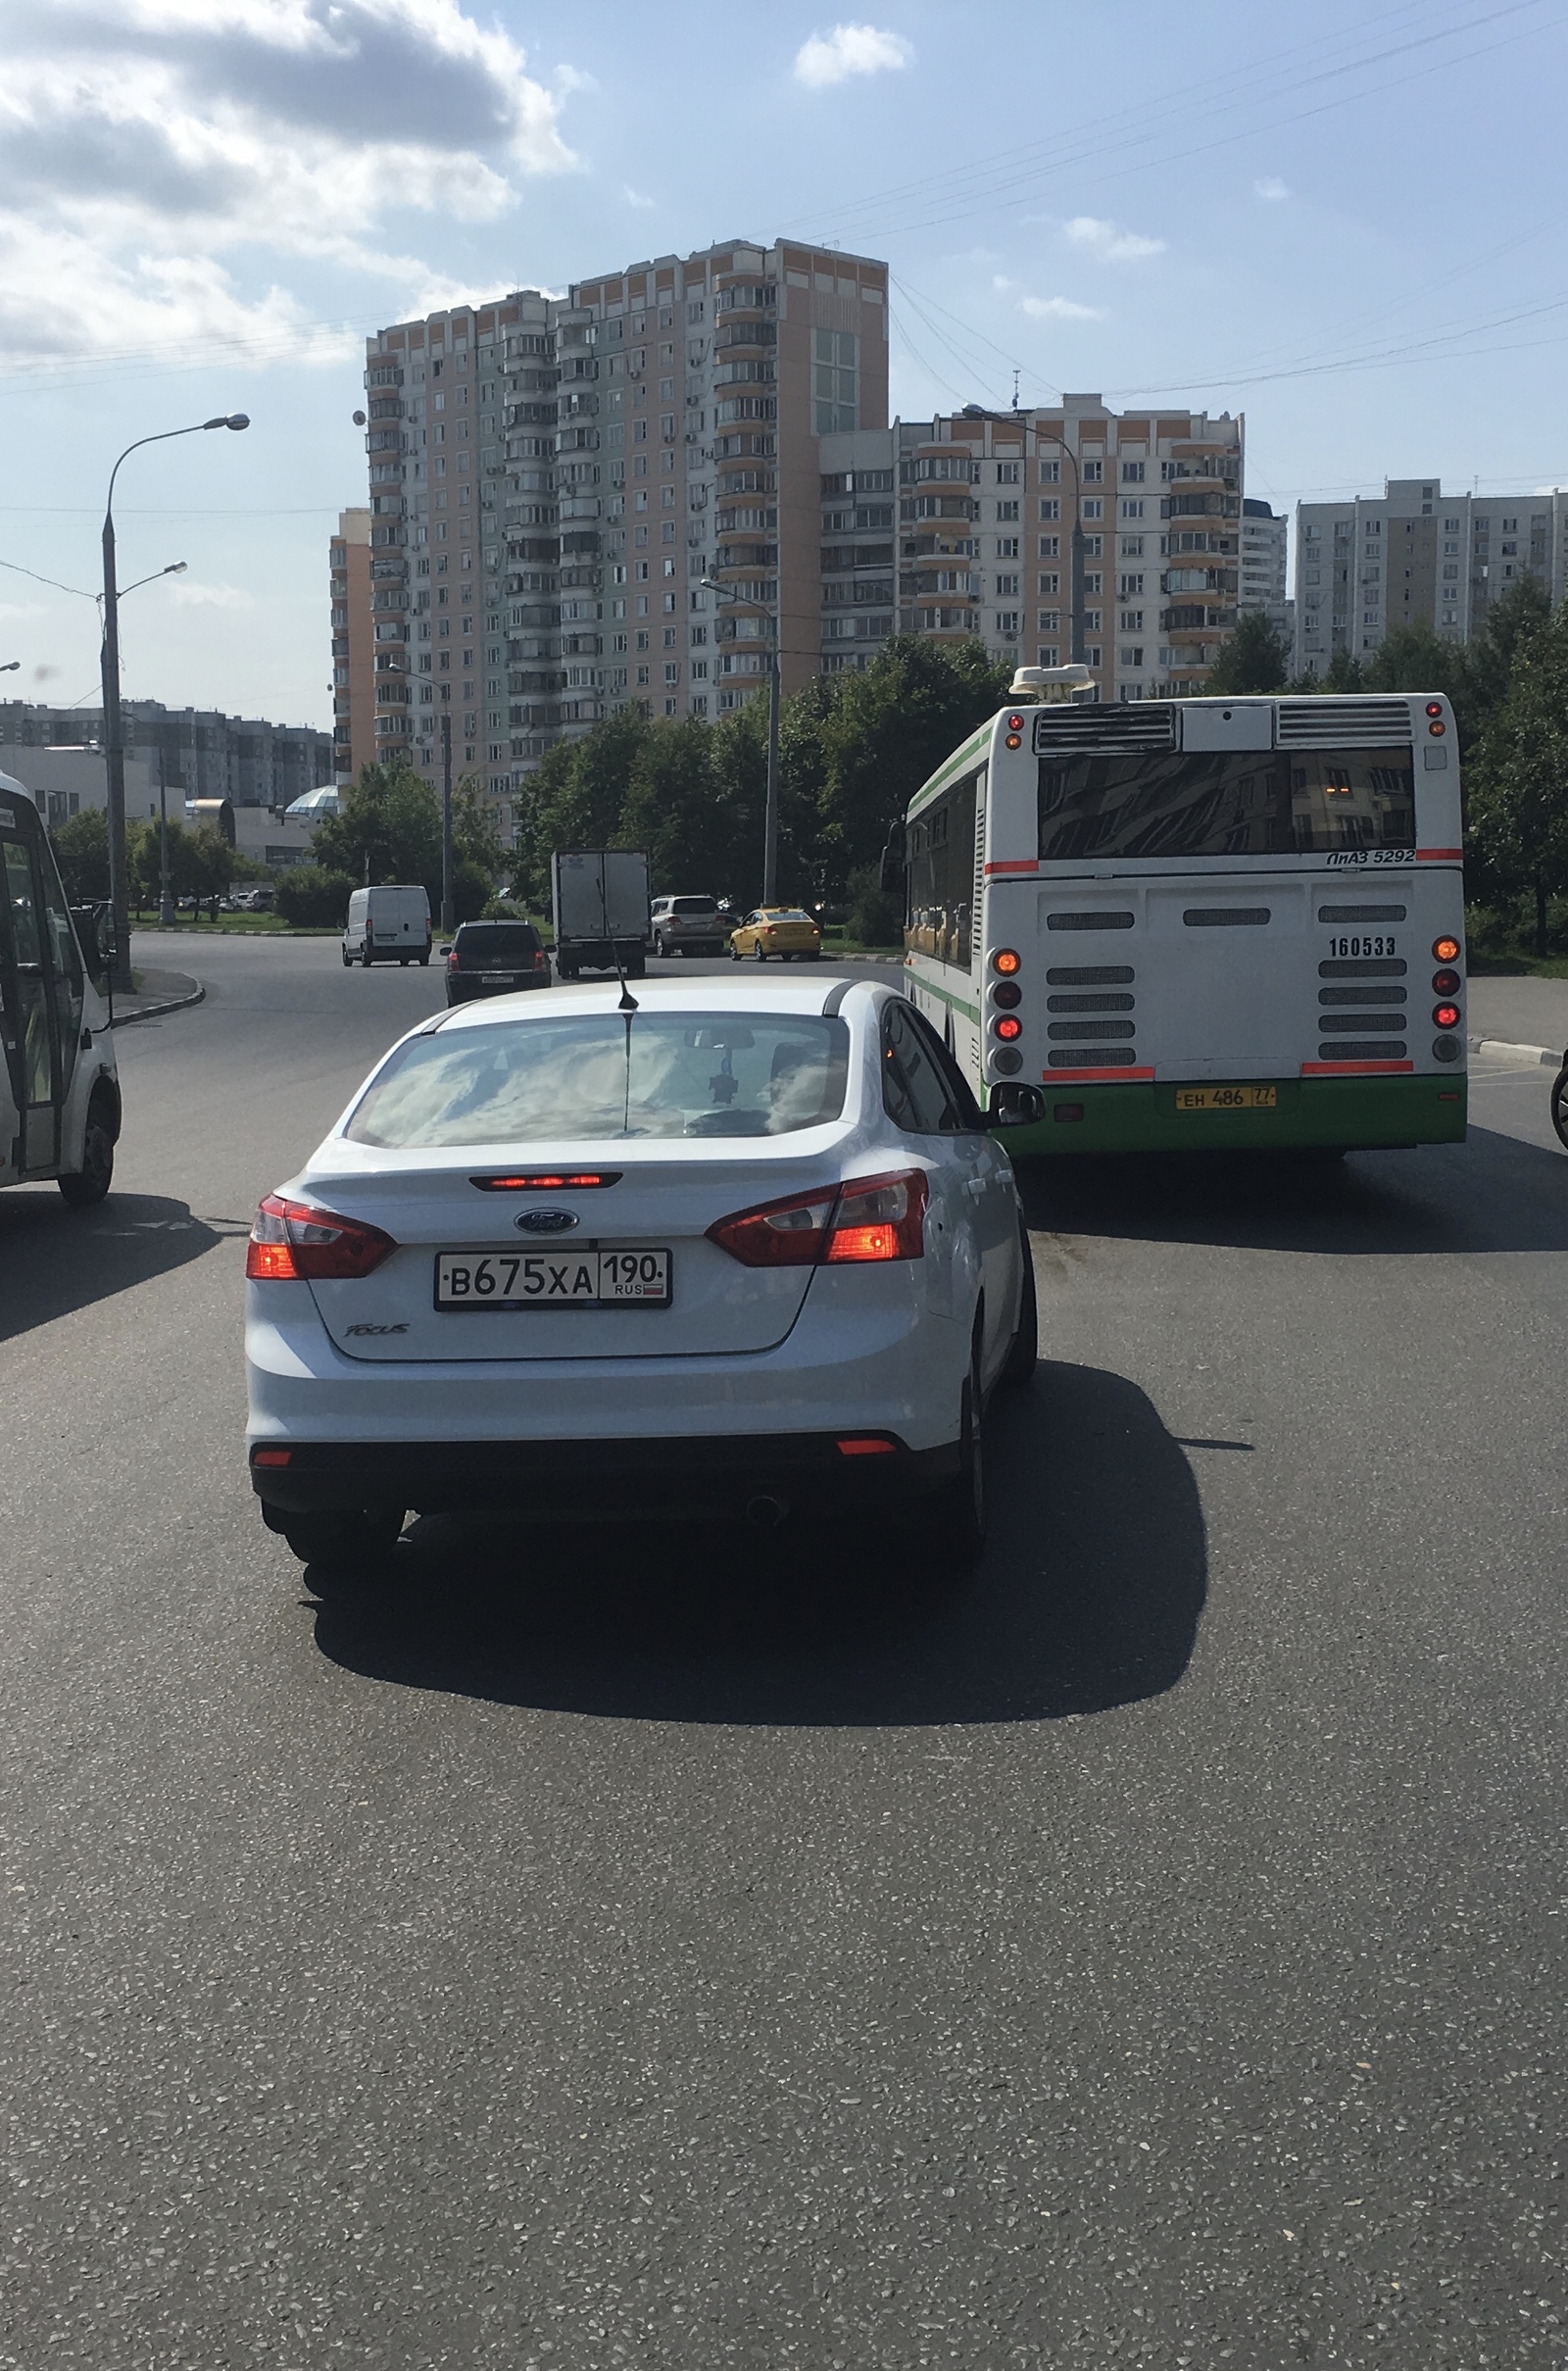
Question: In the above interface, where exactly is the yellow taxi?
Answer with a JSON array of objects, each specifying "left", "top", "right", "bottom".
[{"left": 728, "top": 906, "right": 823, "bottom": 962}]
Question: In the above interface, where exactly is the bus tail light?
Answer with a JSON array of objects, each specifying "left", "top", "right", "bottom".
[
  {"left": 1433, "top": 967, "right": 1461, "bottom": 995},
  {"left": 708, "top": 1171, "right": 926, "bottom": 1267},
  {"left": 993, "top": 949, "right": 1021, "bottom": 976},
  {"left": 246, "top": 1194, "right": 398, "bottom": 1281},
  {"left": 993, "top": 1014, "right": 1022, "bottom": 1042},
  {"left": 990, "top": 980, "right": 1022, "bottom": 1010},
  {"left": 1433, "top": 1003, "right": 1461, "bottom": 1030},
  {"left": 1433, "top": 936, "right": 1461, "bottom": 963}
]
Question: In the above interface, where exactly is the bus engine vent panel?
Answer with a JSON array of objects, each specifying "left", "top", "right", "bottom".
[{"left": 1276, "top": 699, "right": 1413, "bottom": 748}]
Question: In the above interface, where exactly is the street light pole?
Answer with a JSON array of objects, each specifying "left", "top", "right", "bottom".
[
  {"left": 158, "top": 737, "right": 175, "bottom": 926},
  {"left": 100, "top": 416, "right": 247, "bottom": 988},
  {"left": 440, "top": 702, "right": 454, "bottom": 935},
  {"left": 701, "top": 576, "right": 779, "bottom": 904}
]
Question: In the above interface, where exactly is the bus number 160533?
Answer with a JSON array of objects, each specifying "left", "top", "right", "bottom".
[{"left": 1328, "top": 935, "right": 1396, "bottom": 958}]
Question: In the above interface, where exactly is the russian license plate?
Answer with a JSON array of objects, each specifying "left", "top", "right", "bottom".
[
  {"left": 435, "top": 1249, "right": 671, "bottom": 1309},
  {"left": 480, "top": 972, "right": 515, "bottom": 983},
  {"left": 1175, "top": 1085, "right": 1279, "bottom": 1112}
]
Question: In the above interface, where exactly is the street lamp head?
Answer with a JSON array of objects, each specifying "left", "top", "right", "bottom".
[
  {"left": 165, "top": 562, "right": 187, "bottom": 575},
  {"left": 204, "top": 413, "right": 249, "bottom": 431},
  {"left": 0, "top": 661, "right": 20, "bottom": 673}
]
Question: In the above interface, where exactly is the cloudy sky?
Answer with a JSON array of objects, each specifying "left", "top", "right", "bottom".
[{"left": 2, "top": 0, "right": 1565, "bottom": 727}]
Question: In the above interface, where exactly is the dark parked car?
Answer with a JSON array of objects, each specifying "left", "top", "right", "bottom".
[{"left": 444, "top": 919, "right": 552, "bottom": 1006}]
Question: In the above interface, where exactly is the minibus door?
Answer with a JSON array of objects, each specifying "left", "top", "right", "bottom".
[{"left": 0, "top": 828, "right": 63, "bottom": 1174}]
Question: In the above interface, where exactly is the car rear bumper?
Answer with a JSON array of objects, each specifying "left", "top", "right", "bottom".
[
  {"left": 445, "top": 974, "right": 551, "bottom": 1001},
  {"left": 249, "top": 1431, "right": 958, "bottom": 1518}
]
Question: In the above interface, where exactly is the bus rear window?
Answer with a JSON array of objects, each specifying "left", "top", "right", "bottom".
[{"left": 1038, "top": 749, "right": 1415, "bottom": 861}]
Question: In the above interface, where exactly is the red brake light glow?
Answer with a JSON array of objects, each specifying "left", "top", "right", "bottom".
[
  {"left": 446, "top": 948, "right": 459, "bottom": 966},
  {"left": 993, "top": 1014, "right": 1022, "bottom": 1042},
  {"left": 836, "top": 1436, "right": 898, "bottom": 1457},
  {"left": 707, "top": 1170, "right": 927, "bottom": 1268},
  {"left": 1425, "top": 702, "right": 1444, "bottom": 716},
  {"left": 245, "top": 1194, "right": 397, "bottom": 1281},
  {"left": 470, "top": 1171, "right": 619, "bottom": 1191},
  {"left": 1433, "top": 1003, "right": 1461, "bottom": 1029}
]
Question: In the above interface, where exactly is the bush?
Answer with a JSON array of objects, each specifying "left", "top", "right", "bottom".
[
  {"left": 274, "top": 866, "right": 356, "bottom": 927},
  {"left": 845, "top": 863, "right": 904, "bottom": 949}
]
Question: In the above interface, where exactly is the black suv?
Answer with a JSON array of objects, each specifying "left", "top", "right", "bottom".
[{"left": 444, "top": 920, "right": 552, "bottom": 1006}]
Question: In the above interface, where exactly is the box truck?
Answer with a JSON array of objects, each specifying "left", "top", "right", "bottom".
[{"left": 551, "top": 850, "right": 650, "bottom": 979}]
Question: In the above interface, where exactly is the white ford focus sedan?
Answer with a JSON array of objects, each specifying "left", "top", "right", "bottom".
[{"left": 245, "top": 976, "right": 1036, "bottom": 1572}]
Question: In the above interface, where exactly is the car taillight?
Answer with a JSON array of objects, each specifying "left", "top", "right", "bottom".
[
  {"left": 707, "top": 1169, "right": 927, "bottom": 1267},
  {"left": 533, "top": 949, "right": 547, "bottom": 968},
  {"left": 245, "top": 1193, "right": 397, "bottom": 1281},
  {"left": 446, "top": 948, "right": 459, "bottom": 967}
]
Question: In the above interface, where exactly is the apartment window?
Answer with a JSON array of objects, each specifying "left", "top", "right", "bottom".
[
  {"left": 1366, "top": 520, "right": 1382, "bottom": 535},
  {"left": 1038, "top": 536, "right": 1060, "bottom": 559},
  {"left": 664, "top": 558, "right": 676, "bottom": 576},
  {"left": 996, "top": 462, "right": 1020, "bottom": 484},
  {"left": 1082, "top": 461, "right": 1103, "bottom": 483},
  {"left": 813, "top": 329, "right": 858, "bottom": 433},
  {"left": 1120, "top": 535, "right": 1145, "bottom": 558},
  {"left": 1083, "top": 498, "right": 1103, "bottom": 520},
  {"left": 1120, "top": 499, "right": 1146, "bottom": 520},
  {"left": 664, "top": 663, "right": 680, "bottom": 684},
  {"left": 1039, "top": 499, "right": 1060, "bottom": 521},
  {"left": 1118, "top": 572, "right": 1144, "bottom": 595},
  {"left": 1444, "top": 517, "right": 1461, "bottom": 531},
  {"left": 662, "top": 626, "right": 677, "bottom": 648},
  {"left": 690, "top": 624, "right": 708, "bottom": 646},
  {"left": 1121, "top": 462, "right": 1146, "bottom": 483},
  {"left": 1119, "top": 611, "right": 1144, "bottom": 631},
  {"left": 1038, "top": 460, "right": 1060, "bottom": 482},
  {"left": 1037, "top": 645, "right": 1059, "bottom": 667},
  {"left": 1083, "top": 574, "right": 1102, "bottom": 596},
  {"left": 1038, "top": 573, "right": 1060, "bottom": 595},
  {"left": 1119, "top": 646, "right": 1145, "bottom": 667},
  {"left": 994, "top": 573, "right": 1020, "bottom": 597},
  {"left": 996, "top": 612, "right": 1021, "bottom": 638},
  {"left": 636, "top": 665, "right": 650, "bottom": 684},
  {"left": 996, "top": 536, "right": 1019, "bottom": 559},
  {"left": 996, "top": 500, "right": 1020, "bottom": 521}
]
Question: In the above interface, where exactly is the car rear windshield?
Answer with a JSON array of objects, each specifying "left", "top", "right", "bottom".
[
  {"left": 1038, "top": 748, "right": 1416, "bottom": 860},
  {"left": 346, "top": 1013, "right": 852, "bottom": 1145},
  {"left": 765, "top": 910, "right": 812, "bottom": 922},
  {"left": 669, "top": 897, "right": 717, "bottom": 916},
  {"left": 454, "top": 923, "right": 541, "bottom": 963}
]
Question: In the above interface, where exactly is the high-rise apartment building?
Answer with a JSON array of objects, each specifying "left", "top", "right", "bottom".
[
  {"left": 1294, "top": 477, "right": 1568, "bottom": 675},
  {"left": 0, "top": 698, "right": 331, "bottom": 806},
  {"left": 363, "top": 240, "right": 889, "bottom": 835},
  {"left": 1240, "top": 497, "right": 1291, "bottom": 638},
  {"left": 328, "top": 509, "right": 376, "bottom": 784},
  {"left": 818, "top": 396, "right": 1244, "bottom": 700}
]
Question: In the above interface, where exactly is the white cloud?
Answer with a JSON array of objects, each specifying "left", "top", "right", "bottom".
[
  {"left": 992, "top": 273, "right": 1016, "bottom": 293},
  {"left": 1062, "top": 216, "right": 1165, "bottom": 263},
  {"left": 1253, "top": 176, "right": 1290, "bottom": 202},
  {"left": 170, "top": 580, "right": 254, "bottom": 609},
  {"left": 0, "top": 0, "right": 576, "bottom": 367},
  {"left": 794, "top": 24, "right": 913, "bottom": 88},
  {"left": 1019, "top": 295, "right": 1104, "bottom": 322},
  {"left": 624, "top": 186, "right": 656, "bottom": 210}
]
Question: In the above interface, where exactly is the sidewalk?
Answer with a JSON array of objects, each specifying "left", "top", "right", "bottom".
[
  {"left": 1467, "top": 975, "right": 1568, "bottom": 1062},
  {"left": 111, "top": 966, "right": 204, "bottom": 1025}
]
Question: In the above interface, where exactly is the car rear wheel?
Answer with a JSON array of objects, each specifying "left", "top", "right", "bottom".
[
  {"left": 729, "top": 941, "right": 741, "bottom": 962},
  {"left": 926, "top": 1343, "right": 986, "bottom": 1569},
  {"left": 341, "top": 948, "right": 352, "bottom": 967},
  {"left": 361, "top": 946, "right": 372, "bottom": 967},
  {"left": 752, "top": 941, "right": 766, "bottom": 963},
  {"left": 58, "top": 1093, "right": 116, "bottom": 1209},
  {"left": 270, "top": 1507, "right": 404, "bottom": 1575},
  {"left": 1000, "top": 1224, "right": 1038, "bottom": 1390}
]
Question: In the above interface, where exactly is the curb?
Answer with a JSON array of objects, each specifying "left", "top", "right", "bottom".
[
  {"left": 1468, "top": 1034, "right": 1559, "bottom": 1068},
  {"left": 112, "top": 981, "right": 206, "bottom": 1027}
]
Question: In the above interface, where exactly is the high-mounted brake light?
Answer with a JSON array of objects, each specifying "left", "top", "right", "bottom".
[
  {"left": 707, "top": 1170, "right": 927, "bottom": 1268},
  {"left": 993, "top": 948, "right": 1021, "bottom": 976},
  {"left": 471, "top": 1171, "right": 619, "bottom": 1191},
  {"left": 1433, "top": 936, "right": 1461, "bottom": 963},
  {"left": 245, "top": 1194, "right": 397, "bottom": 1281}
]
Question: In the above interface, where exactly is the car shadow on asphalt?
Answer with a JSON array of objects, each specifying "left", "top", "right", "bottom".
[
  {"left": 0, "top": 1191, "right": 225, "bottom": 1344},
  {"left": 1015, "top": 1126, "right": 1568, "bottom": 1256},
  {"left": 309, "top": 1359, "right": 1207, "bottom": 1726}
]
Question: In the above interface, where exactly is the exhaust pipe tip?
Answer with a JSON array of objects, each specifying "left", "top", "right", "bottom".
[{"left": 745, "top": 1493, "right": 789, "bottom": 1532}]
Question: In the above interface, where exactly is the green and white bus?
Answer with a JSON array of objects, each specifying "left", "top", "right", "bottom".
[{"left": 897, "top": 672, "right": 1467, "bottom": 1158}]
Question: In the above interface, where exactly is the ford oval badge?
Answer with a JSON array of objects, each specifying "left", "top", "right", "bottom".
[{"left": 514, "top": 1208, "right": 579, "bottom": 1235}]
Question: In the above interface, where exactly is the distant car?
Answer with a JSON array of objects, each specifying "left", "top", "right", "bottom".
[
  {"left": 729, "top": 907, "right": 823, "bottom": 962},
  {"left": 244, "top": 977, "right": 1036, "bottom": 1575},
  {"left": 650, "top": 894, "right": 726, "bottom": 958},
  {"left": 234, "top": 886, "right": 273, "bottom": 913},
  {"left": 445, "top": 919, "right": 552, "bottom": 1005}
]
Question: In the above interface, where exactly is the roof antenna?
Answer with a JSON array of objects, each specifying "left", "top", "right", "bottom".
[{"left": 1011, "top": 368, "right": 1020, "bottom": 413}]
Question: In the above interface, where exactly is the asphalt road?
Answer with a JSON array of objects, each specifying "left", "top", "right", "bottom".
[{"left": 3, "top": 935, "right": 1564, "bottom": 2369}]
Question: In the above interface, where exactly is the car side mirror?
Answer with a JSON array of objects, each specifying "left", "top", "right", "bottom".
[{"left": 987, "top": 1083, "right": 1045, "bottom": 1127}]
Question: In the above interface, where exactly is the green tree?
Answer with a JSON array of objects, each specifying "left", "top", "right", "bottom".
[
  {"left": 1465, "top": 597, "right": 1568, "bottom": 952},
  {"left": 509, "top": 710, "right": 650, "bottom": 905},
  {"left": 1204, "top": 610, "right": 1291, "bottom": 695},
  {"left": 274, "top": 866, "right": 357, "bottom": 927},
  {"left": 313, "top": 759, "right": 441, "bottom": 892},
  {"left": 50, "top": 807, "right": 109, "bottom": 902}
]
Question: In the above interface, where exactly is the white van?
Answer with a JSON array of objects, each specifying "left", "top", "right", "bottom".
[
  {"left": 343, "top": 884, "right": 432, "bottom": 968},
  {"left": 0, "top": 771, "right": 121, "bottom": 1204}
]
